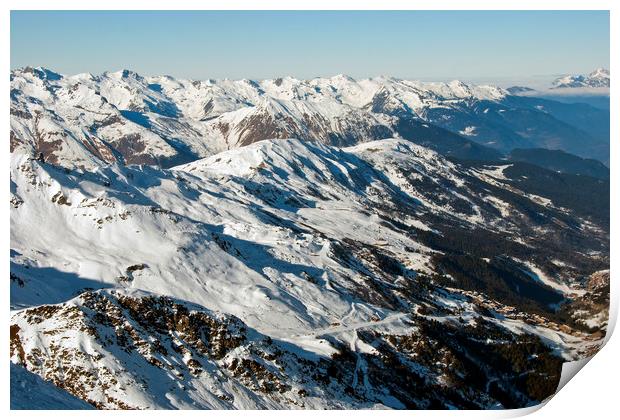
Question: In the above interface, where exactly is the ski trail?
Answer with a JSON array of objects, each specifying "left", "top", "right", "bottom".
[
  {"left": 350, "top": 329, "right": 371, "bottom": 393},
  {"left": 290, "top": 312, "right": 408, "bottom": 339},
  {"left": 351, "top": 333, "right": 360, "bottom": 389}
]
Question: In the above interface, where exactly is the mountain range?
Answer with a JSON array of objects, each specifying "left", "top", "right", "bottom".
[
  {"left": 552, "top": 68, "right": 610, "bottom": 89},
  {"left": 10, "top": 68, "right": 610, "bottom": 410},
  {"left": 11, "top": 67, "right": 610, "bottom": 167}
]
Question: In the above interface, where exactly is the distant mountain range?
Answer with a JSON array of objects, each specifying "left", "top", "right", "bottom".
[
  {"left": 506, "top": 68, "right": 610, "bottom": 110},
  {"left": 552, "top": 68, "right": 610, "bottom": 89},
  {"left": 10, "top": 67, "right": 610, "bottom": 167}
]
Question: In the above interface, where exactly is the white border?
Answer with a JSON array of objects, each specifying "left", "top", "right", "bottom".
[{"left": 3, "top": 1, "right": 617, "bottom": 419}]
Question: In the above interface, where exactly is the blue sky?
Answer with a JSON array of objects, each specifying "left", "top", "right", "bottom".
[{"left": 11, "top": 11, "right": 609, "bottom": 83}]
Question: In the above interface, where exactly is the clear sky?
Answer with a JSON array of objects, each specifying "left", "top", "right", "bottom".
[{"left": 10, "top": 10, "right": 609, "bottom": 83}]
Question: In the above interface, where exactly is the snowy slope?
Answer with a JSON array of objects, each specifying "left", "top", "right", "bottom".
[
  {"left": 10, "top": 137, "right": 609, "bottom": 409},
  {"left": 10, "top": 363, "right": 94, "bottom": 409}
]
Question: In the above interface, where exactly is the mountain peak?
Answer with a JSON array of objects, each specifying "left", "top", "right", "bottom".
[
  {"left": 589, "top": 67, "right": 609, "bottom": 78},
  {"left": 106, "top": 69, "right": 144, "bottom": 81},
  {"left": 330, "top": 73, "right": 357, "bottom": 83},
  {"left": 552, "top": 68, "right": 609, "bottom": 89},
  {"left": 14, "top": 66, "right": 63, "bottom": 81}
]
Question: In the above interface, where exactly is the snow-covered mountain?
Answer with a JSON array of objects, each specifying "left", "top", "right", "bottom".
[
  {"left": 10, "top": 67, "right": 610, "bottom": 166},
  {"left": 552, "top": 68, "right": 610, "bottom": 89},
  {"left": 10, "top": 135, "right": 609, "bottom": 409}
]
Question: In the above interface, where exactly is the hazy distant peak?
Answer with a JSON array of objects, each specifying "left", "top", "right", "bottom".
[{"left": 552, "top": 68, "right": 609, "bottom": 89}]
